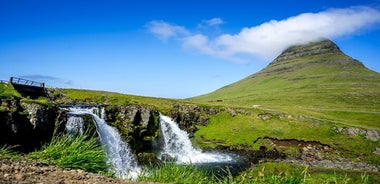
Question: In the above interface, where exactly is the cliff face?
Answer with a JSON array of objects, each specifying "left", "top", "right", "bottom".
[
  {"left": 0, "top": 97, "right": 233, "bottom": 154},
  {"left": 167, "top": 104, "right": 219, "bottom": 137},
  {"left": 103, "top": 104, "right": 236, "bottom": 152},
  {"left": 0, "top": 99, "right": 65, "bottom": 152},
  {"left": 105, "top": 105, "right": 160, "bottom": 153}
]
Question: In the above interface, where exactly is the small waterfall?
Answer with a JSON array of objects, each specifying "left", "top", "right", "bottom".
[
  {"left": 158, "top": 115, "right": 233, "bottom": 164},
  {"left": 63, "top": 106, "right": 140, "bottom": 179},
  {"left": 92, "top": 112, "right": 140, "bottom": 179},
  {"left": 65, "top": 116, "right": 84, "bottom": 136}
]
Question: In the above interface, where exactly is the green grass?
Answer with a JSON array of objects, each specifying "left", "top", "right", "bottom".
[
  {"left": 0, "top": 83, "right": 21, "bottom": 100},
  {"left": 2, "top": 40, "right": 379, "bottom": 183},
  {"left": 193, "top": 112, "right": 380, "bottom": 165},
  {"left": 235, "top": 162, "right": 379, "bottom": 184},
  {"left": 190, "top": 46, "right": 380, "bottom": 129},
  {"left": 56, "top": 88, "right": 187, "bottom": 113},
  {"left": 1, "top": 84, "right": 378, "bottom": 182},
  {"left": 27, "top": 134, "right": 109, "bottom": 173},
  {"left": 0, "top": 145, "right": 19, "bottom": 159},
  {"left": 138, "top": 163, "right": 210, "bottom": 183},
  {"left": 137, "top": 162, "right": 377, "bottom": 184},
  {"left": 137, "top": 162, "right": 304, "bottom": 184}
]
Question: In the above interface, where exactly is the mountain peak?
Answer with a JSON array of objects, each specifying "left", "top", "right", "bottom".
[
  {"left": 192, "top": 38, "right": 380, "bottom": 112},
  {"left": 270, "top": 39, "right": 342, "bottom": 65}
]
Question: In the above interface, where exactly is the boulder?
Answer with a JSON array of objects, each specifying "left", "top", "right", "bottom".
[{"left": 365, "top": 130, "right": 380, "bottom": 141}]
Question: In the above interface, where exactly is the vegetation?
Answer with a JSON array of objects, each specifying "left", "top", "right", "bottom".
[
  {"left": 235, "top": 162, "right": 379, "bottom": 184},
  {"left": 190, "top": 41, "right": 380, "bottom": 129},
  {"left": 137, "top": 162, "right": 378, "bottom": 184},
  {"left": 0, "top": 145, "right": 19, "bottom": 160},
  {"left": 27, "top": 134, "right": 109, "bottom": 173},
  {"left": 1, "top": 40, "right": 379, "bottom": 183},
  {"left": 0, "top": 83, "right": 21, "bottom": 100},
  {"left": 138, "top": 163, "right": 210, "bottom": 183},
  {"left": 193, "top": 112, "right": 380, "bottom": 165}
]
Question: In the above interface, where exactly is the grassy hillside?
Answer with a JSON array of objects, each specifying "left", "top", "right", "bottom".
[
  {"left": 2, "top": 69, "right": 380, "bottom": 182},
  {"left": 2, "top": 39, "right": 380, "bottom": 182},
  {"left": 191, "top": 40, "right": 380, "bottom": 129}
]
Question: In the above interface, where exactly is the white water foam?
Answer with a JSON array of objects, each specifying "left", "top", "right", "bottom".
[
  {"left": 159, "top": 115, "right": 233, "bottom": 164},
  {"left": 64, "top": 106, "right": 141, "bottom": 179},
  {"left": 65, "top": 116, "right": 84, "bottom": 136}
]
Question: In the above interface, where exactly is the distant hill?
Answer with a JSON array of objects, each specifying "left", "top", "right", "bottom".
[{"left": 191, "top": 39, "right": 380, "bottom": 127}]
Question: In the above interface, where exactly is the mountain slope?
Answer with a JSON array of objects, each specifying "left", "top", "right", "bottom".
[{"left": 192, "top": 39, "right": 380, "bottom": 128}]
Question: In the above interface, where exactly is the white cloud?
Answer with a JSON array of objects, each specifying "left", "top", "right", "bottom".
[
  {"left": 182, "top": 34, "right": 248, "bottom": 64},
  {"left": 216, "top": 6, "right": 380, "bottom": 59},
  {"left": 146, "top": 20, "right": 189, "bottom": 41},
  {"left": 203, "top": 18, "right": 224, "bottom": 26},
  {"left": 148, "top": 6, "right": 380, "bottom": 63}
]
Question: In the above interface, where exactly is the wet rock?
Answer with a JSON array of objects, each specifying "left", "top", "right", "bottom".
[
  {"left": 137, "top": 152, "right": 162, "bottom": 166},
  {"left": 160, "top": 154, "right": 176, "bottom": 162},
  {"left": 105, "top": 105, "right": 160, "bottom": 153}
]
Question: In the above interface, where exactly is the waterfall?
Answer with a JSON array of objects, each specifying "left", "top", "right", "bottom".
[
  {"left": 64, "top": 106, "right": 140, "bottom": 179},
  {"left": 65, "top": 116, "right": 84, "bottom": 136},
  {"left": 158, "top": 114, "right": 233, "bottom": 164}
]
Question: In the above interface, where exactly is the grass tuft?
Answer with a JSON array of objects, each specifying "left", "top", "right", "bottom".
[
  {"left": 27, "top": 134, "right": 109, "bottom": 173},
  {"left": 0, "top": 144, "right": 19, "bottom": 159},
  {"left": 138, "top": 163, "right": 210, "bottom": 183}
]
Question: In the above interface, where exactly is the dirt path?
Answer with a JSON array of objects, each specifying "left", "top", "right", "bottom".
[{"left": 0, "top": 159, "right": 153, "bottom": 184}]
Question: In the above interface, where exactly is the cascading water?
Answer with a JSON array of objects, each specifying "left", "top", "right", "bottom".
[
  {"left": 158, "top": 114, "right": 233, "bottom": 164},
  {"left": 64, "top": 106, "right": 140, "bottom": 179},
  {"left": 65, "top": 116, "right": 84, "bottom": 136}
]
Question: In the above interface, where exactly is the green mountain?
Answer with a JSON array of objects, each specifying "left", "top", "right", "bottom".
[{"left": 192, "top": 39, "right": 380, "bottom": 128}]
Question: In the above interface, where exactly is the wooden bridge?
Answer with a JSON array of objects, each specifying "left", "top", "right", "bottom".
[{"left": 10, "top": 77, "right": 49, "bottom": 98}]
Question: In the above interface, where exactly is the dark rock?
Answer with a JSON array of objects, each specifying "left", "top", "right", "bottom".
[
  {"left": 0, "top": 99, "right": 61, "bottom": 152},
  {"left": 105, "top": 105, "right": 160, "bottom": 153},
  {"left": 159, "top": 154, "right": 176, "bottom": 162},
  {"left": 137, "top": 152, "right": 162, "bottom": 166}
]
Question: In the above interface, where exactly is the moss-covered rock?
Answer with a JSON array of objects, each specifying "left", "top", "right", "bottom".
[
  {"left": 136, "top": 152, "right": 162, "bottom": 166},
  {"left": 105, "top": 105, "right": 160, "bottom": 153}
]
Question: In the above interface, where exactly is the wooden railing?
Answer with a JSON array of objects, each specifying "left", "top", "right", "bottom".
[
  {"left": 9, "top": 77, "right": 49, "bottom": 98},
  {"left": 10, "top": 77, "right": 45, "bottom": 87}
]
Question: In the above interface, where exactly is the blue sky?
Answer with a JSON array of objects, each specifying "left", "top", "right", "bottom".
[{"left": 1, "top": 0, "right": 380, "bottom": 98}]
